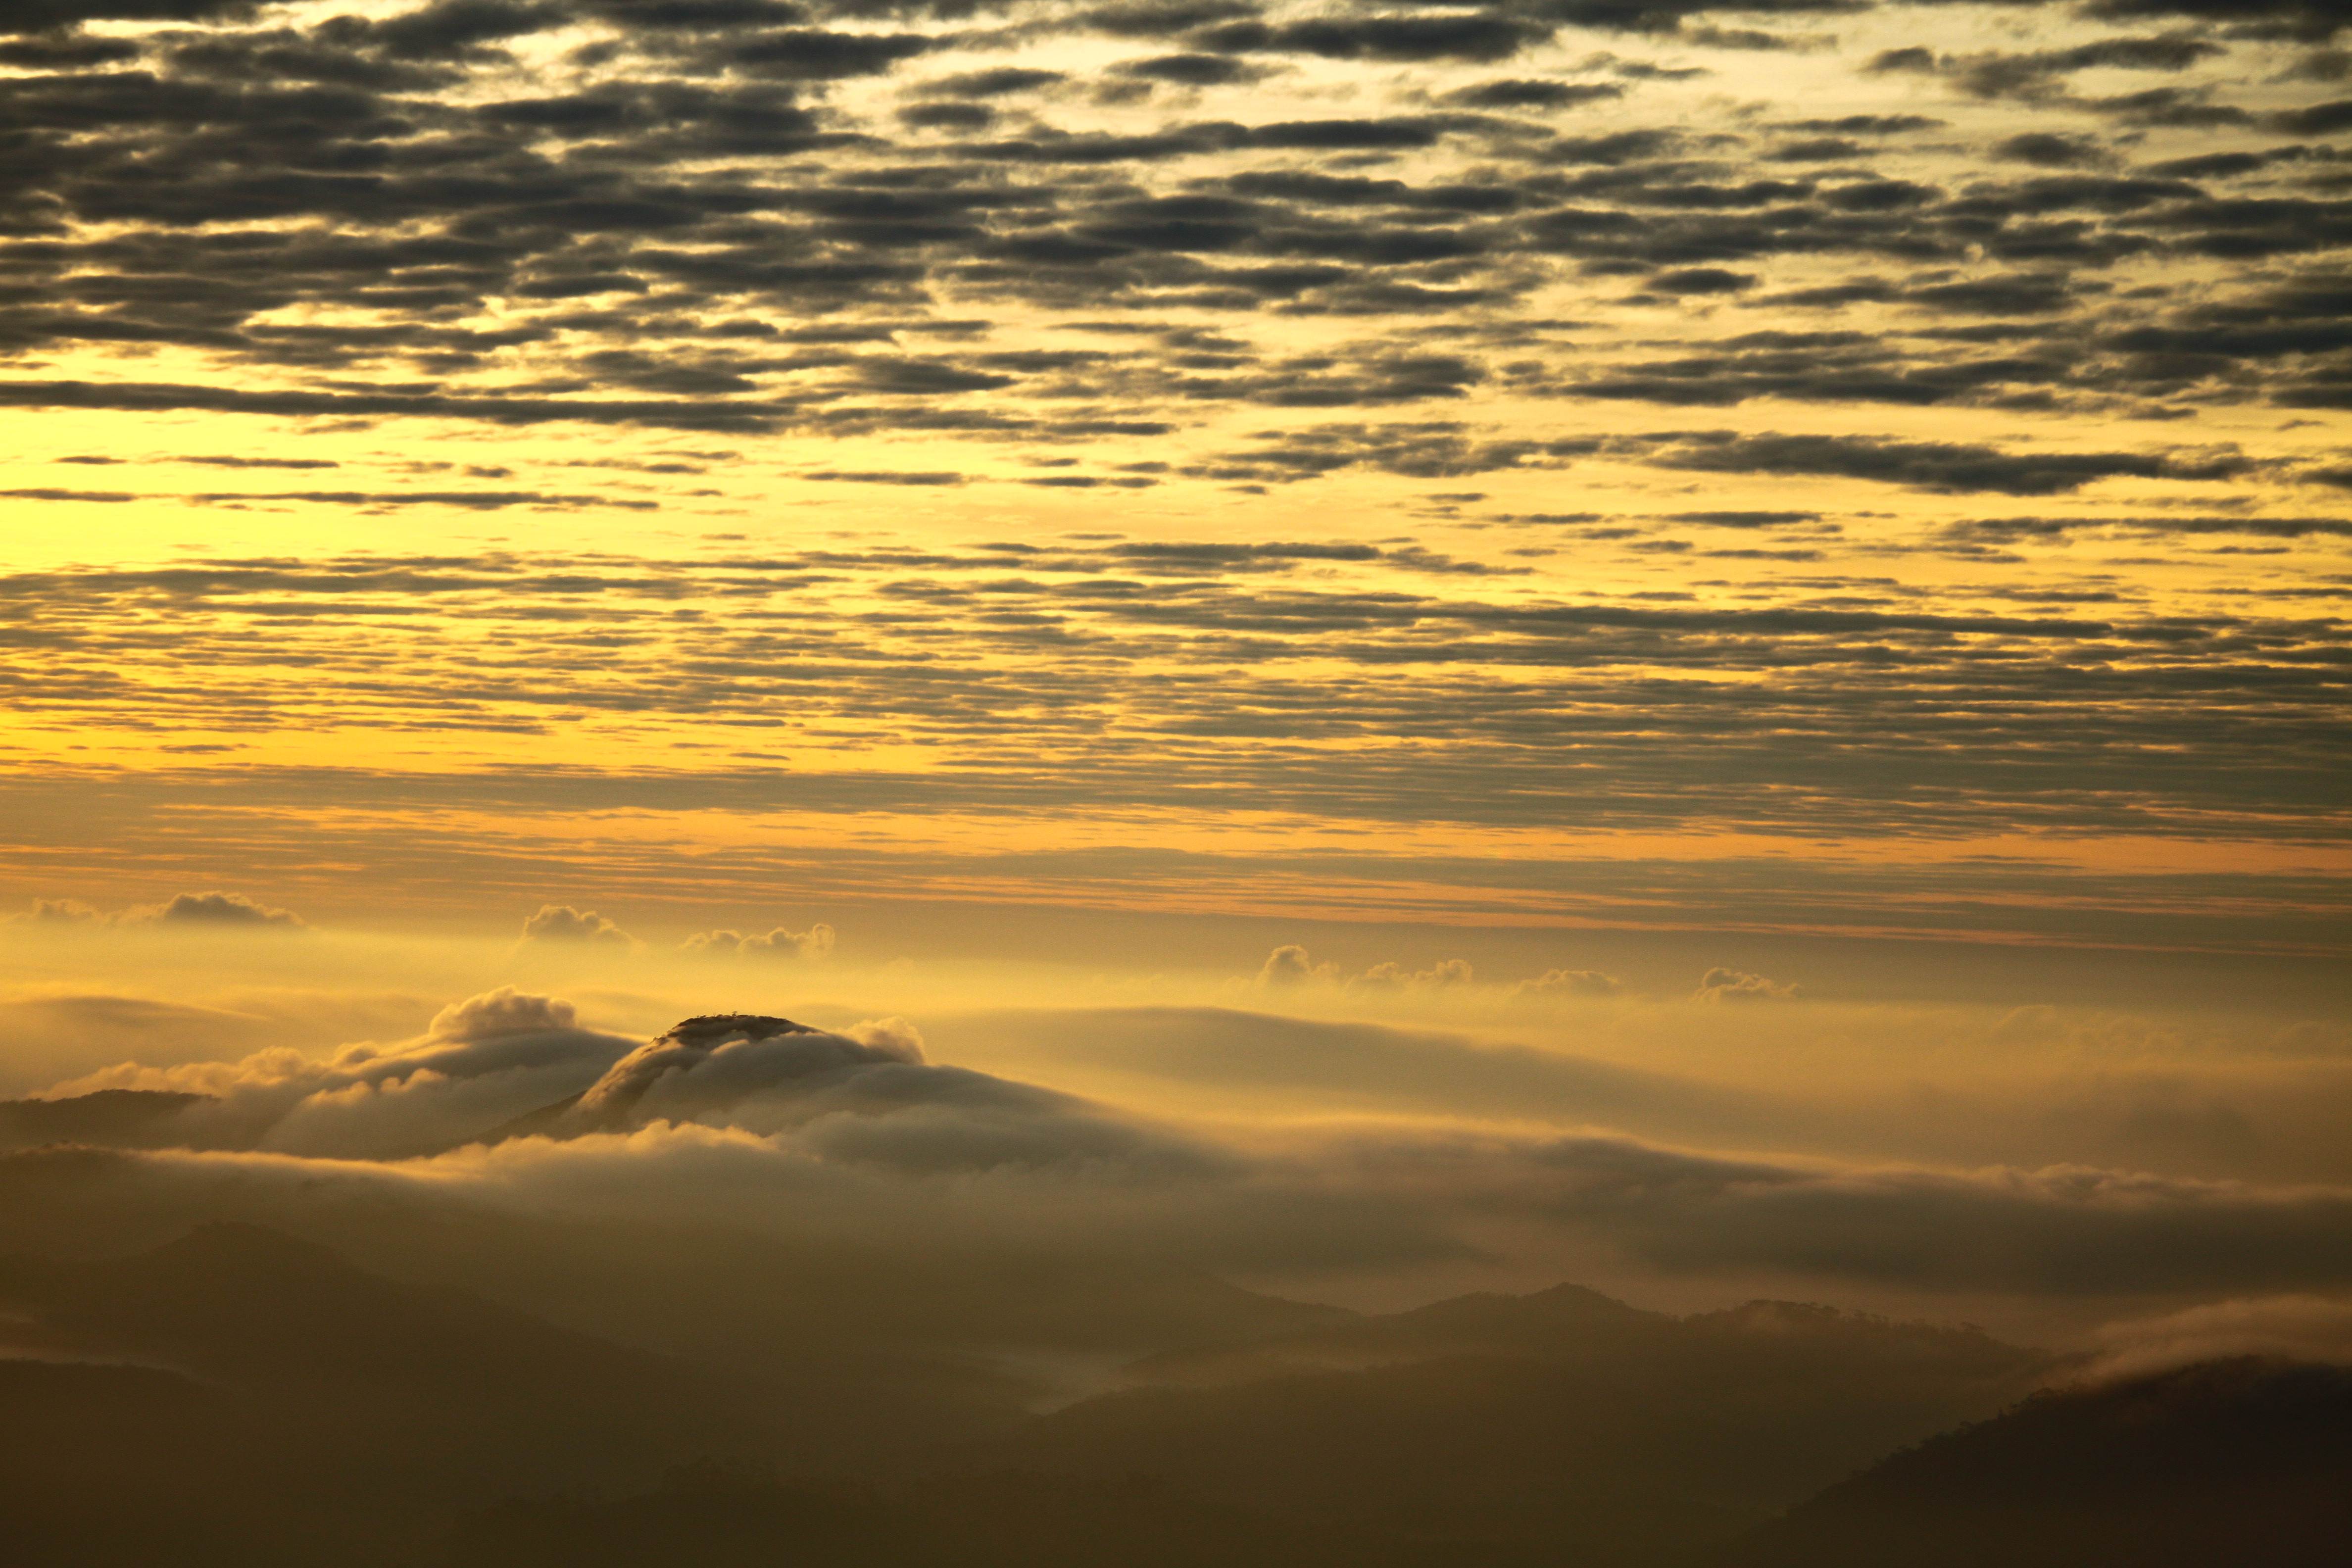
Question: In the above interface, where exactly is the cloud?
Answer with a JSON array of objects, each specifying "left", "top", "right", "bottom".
[
  {"left": 22, "top": 1039, "right": 2352, "bottom": 1307},
  {"left": 1257, "top": 944, "right": 1338, "bottom": 986},
  {"left": 1434, "top": 1131, "right": 2352, "bottom": 1297},
  {"left": 429, "top": 987, "right": 579, "bottom": 1041},
  {"left": 1992, "top": 132, "right": 2110, "bottom": 169},
  {"left": 0, "top": 0, "right": 257, "bottom": 32},
  {"left": 0, "top": 0, "right": 2345, "bottom": 1049},
  {"left": 519, "top": 904, "right": 635, "bottom": 945},
  {"left": 1864, "top": 34, "right": 2227, "bottom": 104},
  {"left": 37, "top": 986, "right": 636, "bottom": 1159},
  {"left": 18, "top": 898, "right": 102, "bottom": 924},
  {"left": 1192, "top": 13, "right": 1552, "bottom": 64},
  {"left": 683, "top": 923, "right": 837, "bottom": 959},
  {"left": 1695, "top": 967, "right": 1800, "bottom": 1002},
  {"left": 2084, "top": 0, "right": 2352, "bottom": 39},
  {"left": 1517, "top": 968, "right": 1623, "bottom": 998},
  {"left": 1443, "top": 78, "right": 1623, "bottom": 109},
  {"left": 125, "top": 891, "right": 305, "bottom": 929},
  {"left": 549, "top": 1012, "right": 927, "bottom": 1133},
  {"left": 1350, "top": 958, "right": 1475, "bottom": 992},
  {"left": 1109, "top": 52, "right": 1270, "bottom": 86},
  {"left": 1633, "top": 432, "right": 2257, "bottom": 496},
  {"left": 2088, "top": 1295, "right": 2352, "bottom": 1379},
  {"left": 1255, "top": 947, "right": 1475, "bottom": 992},
  {"left": 20, "top": 996, "right": 1238, "bottom": 1186}
]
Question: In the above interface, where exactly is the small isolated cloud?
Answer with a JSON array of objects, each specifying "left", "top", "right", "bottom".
[
  {"left": 1695, "top": 967, "right": 1799, "bottom": 1003},
  {"left": 1258, "top": 944, "right": 1340, "bottom": 986},
  {"left": 19, "top": 898, "right": 101, "bottom": 923},
  {"left": 1258, "top": 946, "right": 1476, "bottom": 992},
  {"left": 1518, "top": 968, "right": 1623, "bottom": 998},
  {"left": 683, "top": 923, "right": 836, "bottom": 960},
  {"left": 1352, "top": 958, "right": 1475, "bottom": 992},
  {"left": 127, "top": 891, "right": 304, "bottom": 929},
  {"left": 519, "top": 904, "right": 635, "bottom": 945},
  {"left": 2089, "top": 1295, "right": 2352, "bottom": 1381}
]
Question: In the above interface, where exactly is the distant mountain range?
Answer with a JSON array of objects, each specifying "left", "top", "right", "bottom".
[
  {"left": 1, "top": 1221, "right": 2344, "bottom": 1566},
  {"left": 982, "top": 1280, "right": 2052, "bottom": 1566},
  {"left": 0, "top": 1087, "right": 210, "bottom": 1149},
  {"left": 0, "top": 1213, "right": 2342, "bottom": 1568}
]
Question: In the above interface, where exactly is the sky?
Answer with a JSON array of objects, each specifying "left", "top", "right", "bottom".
[{"left": 2, "top": 0, "right": 2351, "bottom": 1373}]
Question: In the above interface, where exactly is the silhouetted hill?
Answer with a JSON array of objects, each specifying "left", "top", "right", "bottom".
[
  {"left": 28, "top": 1231, "right": 2242, "bottom": 1568},
  {"left": 1720, "top": 1357, "right": 2352, "bottom": 1568},
  {"left": 0, "top": 1355, "right": 368, "bottom": 1568},
  {"left": 975, "top": 1285, "right": 2051, "bottom": 1567},
  {"left": 306, "top": 1199, "right": 1352, "bottom": 1413},
  {"left": 441, "top": 1464, "right": 1448, "bottom": 1568},
  {"left": 0, "top": 1223, "right": 805, "bottom": 1551},
  {"left": 1121, "top": 1279, "right": 1660, "bottom": 1386}
]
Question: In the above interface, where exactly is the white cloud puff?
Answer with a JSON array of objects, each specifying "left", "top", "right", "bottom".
[
  {"left": 44, "top": 987, "right": 632, "bottom": 1160},
  {"left": 130, "top": 891, "right": 305, "bottom": 928},
  {"left": 567, "top": 1013, "right": 926, "bottom": 1132},
  {"left": 1257, "top": 945, "right": 1338, "bottom": 987},
  {"left": 1255, "top": 946, "right": 1476, "bottom": 992},
  {"left": 519, "top": 904, "right": 635, "bottom": 945},
  {"left": 682, "top": 923, "right": 836, "bottom": 959},
  {"left": 1351, "top": 959, "right": 1475, "bottom": 992},
  {"left": 428, "top": 988, "right": 579, "bottom": 1041},
  {"left": 1517, "top": 968, "right": 1623, "bottom": 998},
  {"left": 1695, "top": 967, "right": 1799, "bottom": 1003}
]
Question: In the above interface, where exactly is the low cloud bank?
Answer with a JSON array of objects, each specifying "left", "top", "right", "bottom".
[
  {"left": 2090, "top": 1295, "right": 2352, "bottom": 1380},
  {"left": 1254, "top": 946, "right": 1805, "bottom": 1003},
  {"left": 15, "top": 891, "right": 306, "bottom": 929},
  {"left": 14, "top": 993, "right": 1213, "bottom": 1180},
  {"left": 10, "top": 990, "right": 2352, "bottom": 1318}
]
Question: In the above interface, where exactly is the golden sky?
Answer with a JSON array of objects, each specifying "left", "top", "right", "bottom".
[
  {"left": 6, "top": 12, "right": 2352, "bottom": 1555},
  {"left": 1, "top": 0, "right": 2346, "bottom": 968}
]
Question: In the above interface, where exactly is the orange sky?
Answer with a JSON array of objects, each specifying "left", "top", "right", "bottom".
[{"left": 0, "top": 0, "right": 2346, "bottom": 975}]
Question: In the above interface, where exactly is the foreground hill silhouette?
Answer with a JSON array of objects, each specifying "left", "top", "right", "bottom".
[
  {"left": 978, "top": 1287, "right": 2048, "bottom": 1565},
  {"left": 1, "top": 1219, "right": 2341, "bottom": 1567},
  {"left": 1721, "top": 1357, "right": 2352, "bottom": 1568},
  {"left": 0, "top": 1222, "right": 813, "bottom": 1565},
  {"left": 443, "top": 1466, "right": 1424, "bottom": 1568}
]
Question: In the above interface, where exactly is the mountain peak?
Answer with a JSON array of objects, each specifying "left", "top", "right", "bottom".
[{"left": 661, "top": 1015, "right": 821, "bottom": 1047}]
